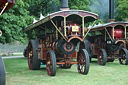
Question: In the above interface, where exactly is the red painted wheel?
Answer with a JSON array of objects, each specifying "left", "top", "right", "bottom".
[
  {"left": 77, "top": 49, "right": 90, "bottom": 75},
  {"left": 0, "top": 56, "right": 5, "bottom": 85},
  {"left": 27, "top": 40, "right": 40, "bottom": 70},
  {"left": 97, "top": 49, "right": 107, "bottom": 66},
  {"left": 27, "top": 44, "right": 33, "bottom": 69},
  {"left": 46, "top": 50, "right": 56, "bottom": 76},
  {"left": 119, "top": 48, "right": 128, "bottom": 65}
]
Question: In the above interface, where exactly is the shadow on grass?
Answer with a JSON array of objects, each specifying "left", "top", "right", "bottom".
[{"left": 40, "top": 65, "right": 79, "bottom": 76}]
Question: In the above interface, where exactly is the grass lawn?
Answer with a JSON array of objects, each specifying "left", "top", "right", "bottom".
[{"left": 4, "top": 58, "right": 128, "bottom": 85}]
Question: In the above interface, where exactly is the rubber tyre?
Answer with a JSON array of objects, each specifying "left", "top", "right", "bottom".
[
  {"left": 46, "top": 50, "right": 56, "bottom": 76},
  {"left": 0, "top": 56, "right": 5, "bottom": 85},
  {"left": 97, "top": 49, "right": 107, "bottom": 66},
  {"left": 27, "top": 40, "right": 40, "bottom": 70},
  {"left": 77, "top": 49, "right": 90, "bottom": 75}
]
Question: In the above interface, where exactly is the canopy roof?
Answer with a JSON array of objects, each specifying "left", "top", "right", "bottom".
[
  {"left": 89, "top": 22, "right": 128, "bottom": 31},
  {"left": 25, "top": 10, "right": 98, "bottom": 31},
  {"left": 0, "top": 0, "right": 15, "bottom": 13}
]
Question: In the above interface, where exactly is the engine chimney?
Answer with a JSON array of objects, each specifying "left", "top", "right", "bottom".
[
  {"left": 60, "top": 0, "right": 69, "bottom": 10},
  {"left": 109, "top": 0, "right": 115, "bottom": 22}
]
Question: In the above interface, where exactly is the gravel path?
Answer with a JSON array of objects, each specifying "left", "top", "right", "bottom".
[{"left": 2, "top": 56, "right": 24, "bottom": 59}]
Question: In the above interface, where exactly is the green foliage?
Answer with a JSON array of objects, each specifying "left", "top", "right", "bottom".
[
  {"left": 115, "top": 0, "right": 128, "bottom": 21},
  {"left": 69, "top": 0, "right": 90, "bottom": 10},
  {"left": 0, "top": 0, "right": 33, "bottom": 44},
  {"left": 28, "top": 0, "right": 60, "bottom": 17},
  {"left": 1, "top": 0, "right": 128, "bottom": 44},
  {"left": 85, "top": 19, "right": 103, "bottom": 27}
]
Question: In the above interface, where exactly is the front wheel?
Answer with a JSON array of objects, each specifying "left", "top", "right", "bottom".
[
  {"left": 97, "top": 49, "right": 107, "bottom": 66},
  {"left": 119, "top": 48, "right": 128, "bottom": 65},
  {"left": 77, "top": 49, "right": 90, "bottom": 75},
  {"left": 46, "top": 50, "right": 56, "bottom": 76}
]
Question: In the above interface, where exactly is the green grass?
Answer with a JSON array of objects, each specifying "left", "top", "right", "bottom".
[{"left": 4, "top": 58, "right": 128, "bottom": 85}]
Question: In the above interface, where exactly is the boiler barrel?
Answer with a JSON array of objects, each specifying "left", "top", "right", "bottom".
[{"left": 52, "top": 40, "right": 75, "bottom": 54}]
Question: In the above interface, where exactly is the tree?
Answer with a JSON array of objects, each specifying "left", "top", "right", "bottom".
[
  {"left": 115, "top": 0, "right": 128, "bottom": 21},
  {"left": 0, "top": 0, "right": 33, "bottom": 44},
  {"left": 28, "top": 0, "right": 90, "bottom": 17},
  {"left": 28, "top": 0, "right": 60, "bottom": 17},
  {"left": 69, "top": 0, "right": 90, "bottom": 10}
]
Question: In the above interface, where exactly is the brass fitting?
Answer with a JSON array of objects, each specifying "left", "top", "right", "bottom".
[{"left": 0, "top": 30, "right": 2, "bottom": 36}]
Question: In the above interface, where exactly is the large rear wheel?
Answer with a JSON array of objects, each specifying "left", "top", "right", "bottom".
[
  {"left": 97, "top": 49, "right": 107, "bottom": 66},
  {"left": 46, "top": 50, "right": 56, "bottom": 76},
  {"left": 77, "top": 49, "right": 90, "bottom": 75},
  {"left": 27, "top": 40, "right": 40, "bottom": 70},
  {"left": 119, "top": 48, "right": 128, "bottom": 65},
  {"left": 0, "top": 56, "right": 5, "bottom": 85}
]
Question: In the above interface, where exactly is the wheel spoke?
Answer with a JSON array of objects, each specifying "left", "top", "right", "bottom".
[
  {"left": 97, "top": 49, "right": 107, "bottom": 65},
  {"left": 46, "top": 50, "right": 56, "bottom": 76},
  {"left": 119, "top": 49, "right": 128, "bottom": 65},
  {"left": 77, "top": 49, "right": 90, "bottom": 75}
]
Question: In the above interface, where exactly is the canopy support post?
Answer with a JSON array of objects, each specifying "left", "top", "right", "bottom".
[
  {"left": 82, "top": 17, "right": 85, "bottom": 36},
  {"left": 125, "top": 26, "right": 126, "bottom": 39},
  {"left": 112, "top": 27, "right": 114, "bottom": 39},
  {"left": 105, "top": 29, "right": 106, "bottom": 41},
  {"left": 105, "top": 28, "right": 113, "bottom": 41},
  {"left": 64, "top": 17, "right": 66, "bottom": 36},
  {"left": 0, "top": 3, "right": 8, "bottom": 15},
  {"left": 83, "top": 20, "right": 96, "bottom": 39},
  {"left": 50, "top": 20, "right": 67, "bottom": 41},
  {"left": 56, "top": 21, "right": 58, "bottom": 40}
]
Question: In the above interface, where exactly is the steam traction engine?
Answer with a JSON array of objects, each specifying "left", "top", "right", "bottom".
[
  {"left": 0, "top": 0, "right": 15, "bottom": 85},
  {"left": 25, "top": 10, "right": 98, "bottom": 76},
  {"left": 86, "top": 0, "right": 128, "bottom": 66},
  {"left": 88, "top": 22, "right": 128, "bottom": 65}
]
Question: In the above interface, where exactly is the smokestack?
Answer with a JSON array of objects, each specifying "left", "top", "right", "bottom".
[
  {"left": 60, "top": 0, "right": 69, "bottom": 10},
  {"left": 109, "top": 0, "right": 115, "bottom": 22}
]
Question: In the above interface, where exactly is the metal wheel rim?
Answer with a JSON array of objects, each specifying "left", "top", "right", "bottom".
[
  {"left": 77, "top": 50, "right": 86, "bottom": 74},
  {"left": 119, "top": 50, "right": 126, "bottom": 65},
  {"left": 98, "top": 50, "right": 103, "bottom": 65},
  {"left": 46, "top": 52, "right": 52, "bottom": 75}
]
